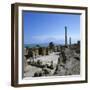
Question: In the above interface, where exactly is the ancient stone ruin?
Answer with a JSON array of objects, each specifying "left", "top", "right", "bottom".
[{"left": 24, "top": 26, "right": 80, "bottom": 77}]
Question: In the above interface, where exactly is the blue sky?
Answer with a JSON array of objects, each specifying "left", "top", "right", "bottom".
[{"left": 23, "top": 11, "right": 80, "bottom": 44}]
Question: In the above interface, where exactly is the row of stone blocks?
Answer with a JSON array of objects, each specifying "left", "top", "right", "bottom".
[{"left": 24, "top": 45, "right": 61, "bottom": 59}]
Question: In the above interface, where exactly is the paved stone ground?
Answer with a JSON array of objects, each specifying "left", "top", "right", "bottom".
[{"left": 24, "top": 52, "right": 59, "bottom": 77}]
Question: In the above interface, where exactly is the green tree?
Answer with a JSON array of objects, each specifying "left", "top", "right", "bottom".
[
  {"left": 36, "top": 44, "right": 40, "bottom": 48},
  {"left": 49, "top": 42, "right": 54, "bottom": 50}
]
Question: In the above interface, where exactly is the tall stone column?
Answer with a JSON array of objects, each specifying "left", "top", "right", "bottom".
[
  {"left": 69, "top": 37, "right": 71, "bottom": 48},
  {"left": 69, "top": 37, "right": 71, "bottom": 46},
  {"left": 65, "top": 26, "right": 67, "bottom": 46}
]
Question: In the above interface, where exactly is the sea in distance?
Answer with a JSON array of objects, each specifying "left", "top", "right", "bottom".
[{"left": 24, "top": 43, "right": 64, "bottom": 48}]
